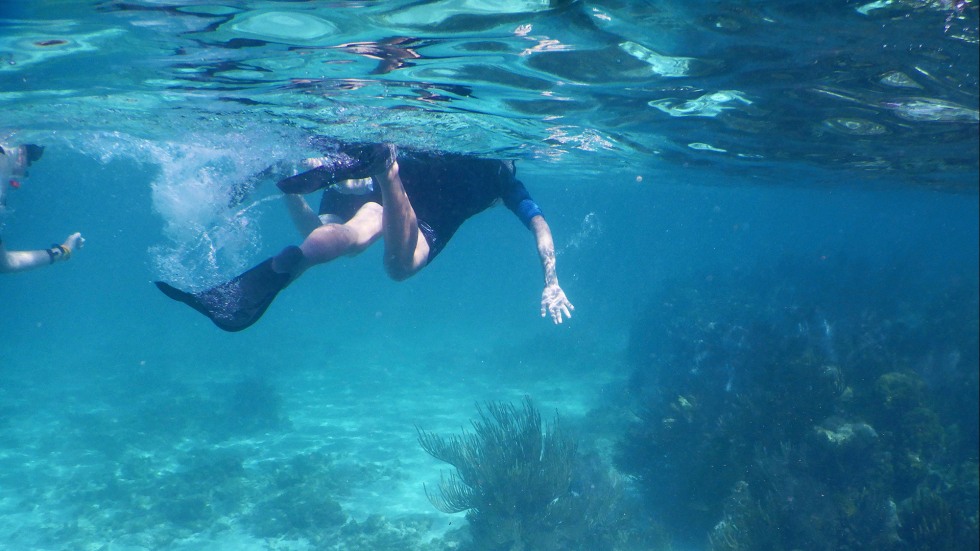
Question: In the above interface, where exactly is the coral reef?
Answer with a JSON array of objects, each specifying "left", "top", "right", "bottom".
[
  {"left": 419, "top": 397, "right": 576, "bottom": 519},
  {"left": 418, "top": 397, "right": 575, "bottom": 550},
  {"left": 418, "top": 396, "right": 662, "bottom": 551},
  {"left": 618, "top": 255, "right": 979, "bottom": 549},
  {"left": 248, "top": 452, "right": 349, "bottom": 544},
  {"left": 898, "top": 485, "right": 979, "bottom": 551}
]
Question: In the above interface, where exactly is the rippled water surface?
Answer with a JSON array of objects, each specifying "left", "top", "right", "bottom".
[{"left": 2, "top": 0, "right": 978, "bottom": 187}]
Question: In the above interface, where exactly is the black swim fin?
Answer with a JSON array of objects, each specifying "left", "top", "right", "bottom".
[
  {"left": 276, "top": 166, "right": 333, "bottom": 195},
  {"left": 276, "top": 143, "right": 393, "bottom": 194},
  {"left": 155, "top": 247, "right": 302, "bottom": 332}
]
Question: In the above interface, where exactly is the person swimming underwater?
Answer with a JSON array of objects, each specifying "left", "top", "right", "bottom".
[
  {"left": 155, "top": 142, "right": 573, "bottom": 331},
  {"left": 1, "top": 141, "right": 85, "bottom": 274}
]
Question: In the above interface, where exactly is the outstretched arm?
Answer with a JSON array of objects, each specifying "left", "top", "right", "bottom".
[
  {"left": 0, "top": 232, "right": 84, "bottom": 274},
  {"left": 529, "top": 215, "right": 574, "bottom": 324}
]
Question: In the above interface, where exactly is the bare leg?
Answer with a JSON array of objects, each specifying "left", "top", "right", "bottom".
[
  {"left": 375, "top": 157, "right": 430, "bottom": 281},
  {"left": 155, "top": 204, "right": 382, "bottom": 332},
  {"left": 156, "top": 197, "right": 386, "bottom": 331},
  {"left": 284, "top": 201, "right": 383, "bottom": 279}
]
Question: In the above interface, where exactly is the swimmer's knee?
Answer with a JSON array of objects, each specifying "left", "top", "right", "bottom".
[
  {"left": 345, "top": 204, "right": 383, "bottom": 252},
  {"left": 361, "top": 201, "right": 383, "bottom": 216}
]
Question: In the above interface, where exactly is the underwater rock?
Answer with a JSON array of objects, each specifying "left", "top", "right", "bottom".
[
  {"left": 900, "top": 406, "right": 945, "bottom": 453},
  {"left": 807, "top": 418, "right": 882, "bottom": 485},
  {"left": 813, "top": 419, "right": 878, "bottom": 449},
  {"left": 867, "top": 371, "right": 945, "bottom": 457},
  {"left": 871, "top": 371, "right": 927, "bottom": 414}
]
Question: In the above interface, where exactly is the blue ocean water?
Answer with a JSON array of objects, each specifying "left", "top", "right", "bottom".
[{"left": 1, "top": 1, "right": 978, "bottom": 550}]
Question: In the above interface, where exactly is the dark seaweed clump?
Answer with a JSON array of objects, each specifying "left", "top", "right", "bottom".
[
  {"left": 419, "top": 396, "right": 666, "bottom": 551},
  {"left": 618, "top": 255, "right": 979, "bottom": 550}
]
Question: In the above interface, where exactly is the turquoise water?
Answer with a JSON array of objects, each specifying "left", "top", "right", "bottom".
[{"left": 1, "top": 1, "right": 978, "bottom": 550}]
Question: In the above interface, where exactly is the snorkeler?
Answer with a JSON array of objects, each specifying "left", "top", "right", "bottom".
[
  {"left": 0, "top": 142, "right": 85, "bottom": 274},
  {"left": 155, "top": 143, "right": 574, "bottom": 331}
]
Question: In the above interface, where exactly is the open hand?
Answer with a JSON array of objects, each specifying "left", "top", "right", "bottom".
[{"left": 541, "top": 283, "right": 574, "bottom": 324}]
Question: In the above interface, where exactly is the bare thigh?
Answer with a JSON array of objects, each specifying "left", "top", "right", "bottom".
[
  {"left": 300, "top": 201, "right": 383, "bottom": 265},
  {"left": 342, "top": 201, "right": 383, "bottom": 254}
]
